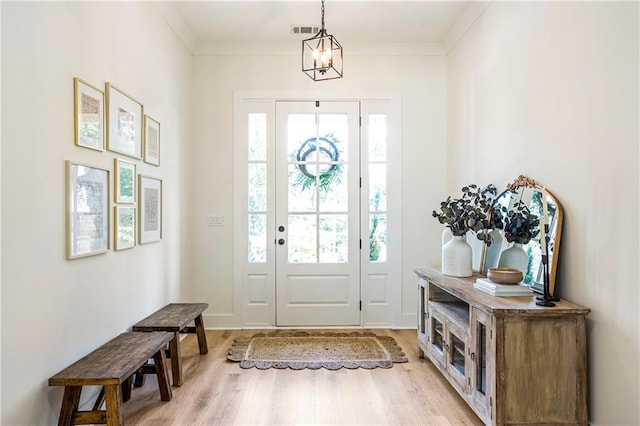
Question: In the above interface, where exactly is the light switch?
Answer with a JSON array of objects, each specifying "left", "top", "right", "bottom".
[{"left": 207, "top": 216, "right": 224, "bottom": 227}]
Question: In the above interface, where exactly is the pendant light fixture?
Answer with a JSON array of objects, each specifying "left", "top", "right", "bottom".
[{"left": 302, "top": 0, "right": 343, "bottom": 81}]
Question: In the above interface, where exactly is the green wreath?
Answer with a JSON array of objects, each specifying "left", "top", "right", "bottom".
[{"left": 292, "top": 134, "right": 343, "bottom": 192}]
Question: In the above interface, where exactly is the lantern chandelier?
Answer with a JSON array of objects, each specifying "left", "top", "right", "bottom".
[{"left": 302, "top": 0, "right": 343, "bottom": 81}]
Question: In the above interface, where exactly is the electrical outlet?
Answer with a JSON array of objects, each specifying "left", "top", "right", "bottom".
[{"left": 207, "top": 216, "right": 224, "bottom": 227}]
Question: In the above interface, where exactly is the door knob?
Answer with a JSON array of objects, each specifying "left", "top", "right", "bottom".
[
  {"left": 278, "top": 239, "right": 285, "bottom": 245},
  {"left": 278, "top": 226, "right": 285, "bottom": 232}
]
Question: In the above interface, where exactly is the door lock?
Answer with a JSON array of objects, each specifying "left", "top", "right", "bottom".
[{"left": 278, "top": 226, "right": 285, "bottom": 232}]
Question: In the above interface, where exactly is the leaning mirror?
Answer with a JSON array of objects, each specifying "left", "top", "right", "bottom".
[{"left": 481, "top": 175, "right": 563, "bottom": 296}]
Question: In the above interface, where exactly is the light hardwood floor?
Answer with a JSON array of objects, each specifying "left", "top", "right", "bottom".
[{"left": 123, "top": 329, "right": 483, "bottom": 425}]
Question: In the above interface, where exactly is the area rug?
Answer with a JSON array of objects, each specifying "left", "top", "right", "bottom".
[{"left": 227, "top": 331, "right": 408, "bottom": 370}]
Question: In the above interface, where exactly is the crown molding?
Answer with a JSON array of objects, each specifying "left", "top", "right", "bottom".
[
  {"left": 442, "top": 1, "right": 491, "bottom": 54},
  {"left": 194, "top": 41, "right": 445, "bottom": 56},
  {"left": 152, "top": 1, "right": 198, "bottom": 53}
]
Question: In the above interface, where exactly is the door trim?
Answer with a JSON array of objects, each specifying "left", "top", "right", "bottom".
[{"left": 233, "top": 91, "right": 402, "bottom": 328}]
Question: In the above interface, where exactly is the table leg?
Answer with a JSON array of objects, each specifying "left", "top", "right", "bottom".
[
  {"left": 194, "top": 314, "right": 209, "bottom": 354},
  {"left": 153, "top": 347, "right": 173, "bottom": 400},
  {"left": 58, "top": 385, "right": 82, "bottom": 426},
  {"left": 104, "top": 384, "right": 123, "bottom": 426},
  {"left": 169, "top": 331, "right": 183, "bottom": 387}
]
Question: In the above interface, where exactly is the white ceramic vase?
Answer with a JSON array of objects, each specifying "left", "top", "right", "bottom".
[
  {"left": 498, "top": 243, "right": 529, "bottom": 275},
  {"left": 442, "top": 227, "right": 453, "bottom": 246},
  {"left": 484, "top": 229, "right": 504, "bottom": 270},
  {"left": 442, "top": 235, "right": 473, "bottom": 277}
]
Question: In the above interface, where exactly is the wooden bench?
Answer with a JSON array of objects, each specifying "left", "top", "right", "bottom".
[
  {"left": 48, "top": 331, "right": 173, "bottom": 426},
  {"left": 132, "top": 303, "right": 208, "bottom": 387}
]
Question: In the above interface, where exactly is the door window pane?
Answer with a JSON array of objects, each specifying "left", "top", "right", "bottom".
[
  {"left": 288, "top": 164, "right": 316, "bottom": 212},
  {"left": 319, "top": 214, "right": 348, "bottom": 263},
  {"left": 288, "top": 214, "right": 317, "bottom": 263},
  {"left": 369, "top": 164, "right": 387, "bottom": 211},
  {"left": 248, "top": 214, "right": 267, "bottom": 262},
  {"left": 287, "top": 114, "right": 316, "bottom": 156},
  {"left": 248, "top": 113, "right": 267, "bottom": 161},
  {"left": 318, "top": 114, "right": 348, "bottom": 161},
  {"left": 368, "top": 114, "right": 387, "bottom": 161},
  {"left": 248, "top": 164, "right": 267, "bottom": 211},
  {"left": 367, "top": 113, "right": 388, "bottom": 264},
  {"left": 369, "top": 214, "right": 387, "bottom": 262},
  {"left": 319, "top": 164, "right": 348, "bottom": 212}
]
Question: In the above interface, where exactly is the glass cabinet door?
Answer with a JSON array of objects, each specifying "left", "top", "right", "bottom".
[
  {"left": 470, "top": 307, "right": 492, "bottom": 421},
  {"left": 429, "top": 308, "right": 446, "bottom": 368},
  {"left": 445, "top": 320, "right": 468, "bottom": 392}
]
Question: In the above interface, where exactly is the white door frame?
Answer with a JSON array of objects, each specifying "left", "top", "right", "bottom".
[{"left": 233, "top": 91, "right": 402, "bottom": 328}]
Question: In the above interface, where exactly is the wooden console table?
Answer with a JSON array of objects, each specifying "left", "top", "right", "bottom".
[
  {"left": 132, "top": 303, "right": 208, "bottom": 386},
  {"left": 415, "top": 268, "right": 590, "bottom": 426}
]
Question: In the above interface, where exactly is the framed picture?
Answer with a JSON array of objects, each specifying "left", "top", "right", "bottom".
[
  {"left": 106, "top": 83, "right": 143, "bottom": 159},
  {"left": 114, "top": 158, "right": 136, "bottom": 204},
  {"left": 143, "top": 115, "right": 160, "bottom": 166},
  {"left": 66, "top": 161, "right": 110, "bottom": 259},
  {"left": 74, "top": 78, "right": 105, "bottom": 151},
  {"left": 139, "top": 175, "right": 162, "bottom": 244},
  {"left": 114, "top": 206, "right": 136, "bottom": 250}
]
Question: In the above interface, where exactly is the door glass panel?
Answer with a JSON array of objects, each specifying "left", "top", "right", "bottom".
[
  {"left": 248, "top": 214, "right": 267, "bottom": 262},
  {"left": 319, "top": 164, "right": 348, "bottom": 212},
  {"left": 288, "top": 164, "right": 316, "bottom": 212},
  {"left": 367, "top": 113, "right": 388, "bottom": 264},
  {"left": 248, "top": 112, "right": 268, "bottom": 263},
  {"left": 288, "top": 214, "right": 317, "bottom": 263},
  {"left": 248, "top": 113, "right": 267, "bottom": 161},
  {"left": 368, "top": 114, "right": 387, "bottom": 161},
  {"left": 318, "top": 114, "right": 349, "bottom": 161},
  {"left": 319, "top": 214, "right": 348, "bottom": 263},
  {"left": 369, "top": 213, "right": 387, "bottom": 262},
  {"left": 248, "top": 164, "right": 267, "bottom": 211},
  {"left": 287, "top": 114, "right": 316, "bottom": 156},
  {"left": 369, "top": 164, "right": 387, "bottom": 211}
]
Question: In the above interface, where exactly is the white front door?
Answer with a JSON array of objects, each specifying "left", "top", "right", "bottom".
[{"left": 275, "top": 101, "right": 361, "bottom": 326}]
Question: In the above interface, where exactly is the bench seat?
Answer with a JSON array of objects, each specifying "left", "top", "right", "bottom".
[
  {"left": 132, "top": 303, "right": 208, "bottom": 386},
  {"left": 48, "top": 331, "right": 173, "bottom": 426}
]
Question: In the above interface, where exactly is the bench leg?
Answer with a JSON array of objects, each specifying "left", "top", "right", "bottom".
[
  {"left": 104, "top": 384, "right": 123, "bottom": 426},
  {"left": 194, "top": 314, "right": 209, "bottom": 354},
  {"left": 58, "top": 385, "right": 82, "bottom": 426},
  {"left": 92, "top": 387, "right": 106, "bottom": 411},
  {"left": 121, "top": 375, "right": 133, "bottom": 402},
  {"left": 133, "top": 367, "right": 146, "bottom": 388},
  {"left": 169, "top": 331, "right": 183, "bottom": 387},
  {"left": 153, "top": 347, "right": 173, "bottom": 401}
]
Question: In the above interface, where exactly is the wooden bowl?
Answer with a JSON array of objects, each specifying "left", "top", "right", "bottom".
[{"left": 487, "top": 267, "right": 523, "bottom": 285}]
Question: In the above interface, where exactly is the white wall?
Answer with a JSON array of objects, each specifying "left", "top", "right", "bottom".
[
  {"left": 190, "top": 54, "right": 448, "bottom": 328},
  {"left": 447, "top": 2, "right": 639, "bottom": 424},
  {"left": 1, "top": 2, "right": 192, "bottom": 424}
]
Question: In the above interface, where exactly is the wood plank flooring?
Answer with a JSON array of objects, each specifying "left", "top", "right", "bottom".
[{"left": 122, "top": 329, "right": 483, "bottom": 425}]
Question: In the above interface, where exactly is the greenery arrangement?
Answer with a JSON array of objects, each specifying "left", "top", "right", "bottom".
[
  {"left": 502, "top": 199, "right": 539, "bottom": 245},
  {"left": 291, "top": 134, "right": 342, "bottom": 193},
  {"left": 432, "top": 184, "right": 500, "bottom": 244}
]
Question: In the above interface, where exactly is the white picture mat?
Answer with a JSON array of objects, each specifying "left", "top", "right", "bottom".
[
  {"left": 139, "top": 175, "right": 162, "bottom": 244},
  {"left": 67, "top": 161, "right": 110, "bottom": 259},
  {"left": 107, "top": 83, "right": 142, "bottom": 159}
]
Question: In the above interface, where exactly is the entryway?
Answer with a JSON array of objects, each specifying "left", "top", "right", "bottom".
[{"left": 234, "top": 92, "right": 400, "bottom": 328}]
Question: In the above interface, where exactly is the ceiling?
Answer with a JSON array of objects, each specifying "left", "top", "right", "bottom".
[{"left": 160, "top": 1, "right": 483, "bottom": 54}]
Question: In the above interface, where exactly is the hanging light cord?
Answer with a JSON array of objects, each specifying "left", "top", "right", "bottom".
[{"left": 321, "top": 0, "right": 325, "bottom": 31}]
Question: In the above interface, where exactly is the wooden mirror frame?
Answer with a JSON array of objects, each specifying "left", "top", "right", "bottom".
[{"left": 480, "top": 175, "right": 564, "bottom": 296}]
